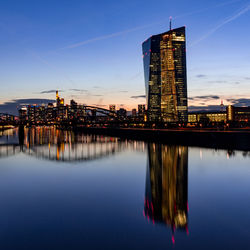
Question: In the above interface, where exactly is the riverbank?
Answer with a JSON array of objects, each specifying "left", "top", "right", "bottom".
[{"left": 76, "top": 127, "right": 250, "bottom": 151}]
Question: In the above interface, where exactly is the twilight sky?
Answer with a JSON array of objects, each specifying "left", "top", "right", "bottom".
[{"left": 0, "top": 0, "right": 250, "bottom": 114}]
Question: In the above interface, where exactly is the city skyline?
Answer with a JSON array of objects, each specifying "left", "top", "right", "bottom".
[{"left": 1, "top": 0, "right": 250, "bottom": 115}]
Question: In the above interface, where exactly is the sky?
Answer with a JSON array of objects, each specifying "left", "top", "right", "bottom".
[{"left": 0, "top": 0, "right": 250, "bottom": 114}]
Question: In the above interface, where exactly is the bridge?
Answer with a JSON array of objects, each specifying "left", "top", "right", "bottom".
[
  {"left": 0, "top": 113, "right": 18, "bottom": 126},
  {"left": 0, "top": 113, "right": 17, "bottom": 119},
  {"left": 84, "top": 105, "right": 117, "bottom": 117}
]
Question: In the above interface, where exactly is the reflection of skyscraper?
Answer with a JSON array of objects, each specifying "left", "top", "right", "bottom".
[
  {"left": 144, "top": 144, "right": 188, "bottom": 234},
  {"left": 142, "top": 27, "right": 188, "bottom": 123}
]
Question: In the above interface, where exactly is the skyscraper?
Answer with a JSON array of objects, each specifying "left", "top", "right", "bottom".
[
  {"left": 142, "top": 26, "right": 188, "bottom": 123},
  {"left": 138, "top": 104, "right": 146, "bottom": 117},
  {"left": 109, "top": 105, "right": 116, "bottom": 116}
]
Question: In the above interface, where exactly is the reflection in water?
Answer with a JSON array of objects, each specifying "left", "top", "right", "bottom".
[
  {"left": 0, "top": 127, "right": 146, "bottom": 162},
  {"left": 18, "top": 125, "right": 24, "bottom": 150},
  {"left": 144, "top": 144, "right": 188, "bottom": 243}
]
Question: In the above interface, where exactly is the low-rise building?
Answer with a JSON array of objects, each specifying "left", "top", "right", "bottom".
[{"left": 188, "top": 111, "right": 227, "bottom": 124}]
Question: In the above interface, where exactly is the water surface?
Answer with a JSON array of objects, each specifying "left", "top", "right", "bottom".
[{"left": 0, "top": 127, "right": 250, "bottom": 249}]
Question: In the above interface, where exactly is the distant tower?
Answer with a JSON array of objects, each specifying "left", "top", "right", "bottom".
[
  {"left": 220, "top": 100, "right": 224, "bottom": 112},
  {"left": 56, "top": 90, "right": 60, "bottom": 107},
  {"left": 169, "top": 16, "right": 172, "bottom": 30},
  {"left": 109, "top": 105, "right": 116, "bottom": 116}
]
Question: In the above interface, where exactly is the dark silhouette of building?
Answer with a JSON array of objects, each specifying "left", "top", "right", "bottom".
[
  {"left": 132, "top": 108, "right": 137, "bottom": 117},
  {"left": 117, "top": 108, "right": 127, "bottom": 119},
  {"left": 18, "top": 107, "right": 27, "bottom": 122},
  {"left": 138, "top": 104, "right": 145, "bottom": 117},
  {"left": 142, "top": 27, "right": 188, "bottom": 123}
]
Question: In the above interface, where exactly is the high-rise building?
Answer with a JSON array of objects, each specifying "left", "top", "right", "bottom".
[
  {"left": 132, "top": 108, "right": 137, "bottom": 117},
  {"left": 142, "top": 26, "right": 188, "bottom": 123},
  {"left": 109, "top": 105, "right": 116, "bottom": 116},
  {"left": 138, "top": 104, "right": 146, "bottom": 117},
  {"left": 18, "top": 107, "right": 27, "bottom": 122},
  {"left": 227, "top": 105, "right": 250, "bottom": 122},
  {"left": 117, "top": 108, "right": 127, "bottom": 118},
  {"left": 28, "top": 105, "right": 36, "bottom": 123},
  {"left": 46, "top": 103, "right": 54, "bottom": 122},
  {"left": 56, "top": 90, "right": 64, "bottom": 107},
  {"left": 56, "top": 90, "right": 60, "bottom": 107}
]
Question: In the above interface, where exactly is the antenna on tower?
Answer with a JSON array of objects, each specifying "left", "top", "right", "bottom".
[{"left": 169, "top": 16, "right": 172, "bottom": 30}]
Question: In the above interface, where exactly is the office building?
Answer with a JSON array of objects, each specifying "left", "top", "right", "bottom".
[
  {"left": 46, "top": 103, "right": 54, "bottom": 122},
  {"left": 132, "top": 108, "right": 137, "bottom": 117},
  {"left": 188, "top": 111, "right": 227, "bottom": 123},
  {"left": 18, "top": 107, "right": 27, "bottom": 122},
  {"left": 227, "top": 105, "right": 250, "bottom": 122},
  {"left": 109, "top": 105, "right": 116, "bottom": 116},
  {"left": 138, "top": 104, "right": 146, "bottom": 117},
  {"left": 142, "top": 26, "right": 188, "bottom": 123},
  {"left": 117, "top": 108, "right": 127, "bottom": 118}
]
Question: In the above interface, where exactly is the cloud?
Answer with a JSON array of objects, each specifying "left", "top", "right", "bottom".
[
  {"left": 190, "top": 2, "right": 250, "bottom": 46},
  {"left": 90, "top": 104, "right": 107, "bottom": 107},
  {"left": 196, "top": 74, "right": 207, "bottom": 78},
  {"left": 92, "top": 94, "right": 103, "bottom": 97},
  {"left": 174, "top": 0, "right": 242, "bottom": 20},
  {"left": 190, "top": 97, "right": 250, "bottom": 112},
  {"left": 130, "top": 95, "right": 146, "bottom": 99},
  {"left": 188, "top": 105, "right": 222, "bottom": 112},
  {"left": 60, "top": 22, "right": 161, "bottom": 50},
  {"left": 0, "top": 98, "right": 56, "bottom": 115},
  {"left": 40, "top": 89, "right": 62, "bottom": 94},
  {"left": 207, "top": 80, "right": 227, "bottom": 84},
  {"left": 119, "top": 90, "right": 129, "bottom": 93},
  {"left": 245, "top": 77, "right": 250, "bottom": 80},
  {"left": 188, "top": 95, "right": 220, "bottom": 101},
  {"left": 69, "top": 88, "right": 88, "bottom": 92},
  {"left": 227, "top": 98, "right": 250, "bottom": 106}
]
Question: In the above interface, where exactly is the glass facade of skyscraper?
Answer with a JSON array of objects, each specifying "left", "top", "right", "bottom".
[{"left": 142, "top": 27, "right": 188, "bottom": 123}]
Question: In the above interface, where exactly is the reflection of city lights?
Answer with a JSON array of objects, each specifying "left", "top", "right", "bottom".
[
  {"left": 0, "top": 127, "right": 146, "bottom": 162},
  {"left": 172, "top": 235, "right": 175, "bottom": 244},
  {"left": 56, "top": 147, "right": 60, "bottom": 160},
  {"left": 144, "top": 144, "right": 188, "bottom": 244}
]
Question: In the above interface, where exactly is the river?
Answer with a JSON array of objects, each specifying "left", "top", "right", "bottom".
[{"left": 0, "top": 127, "right": 249, "bottom": 249}]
